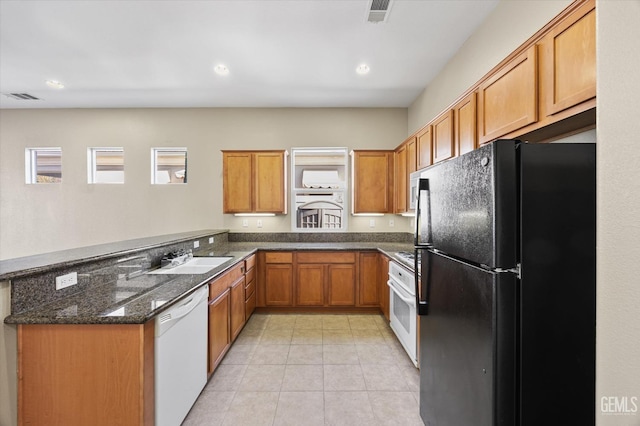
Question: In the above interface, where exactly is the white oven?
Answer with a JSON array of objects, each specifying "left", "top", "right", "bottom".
[{"left": 388, "top": 260, "right": 418, "bottom": 367}]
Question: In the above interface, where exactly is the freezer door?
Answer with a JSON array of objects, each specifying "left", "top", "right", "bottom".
[
  {"left": 419, "top": 251, "right": 516, "bottom": 426},
  {"left": 415, "top": 140, "right": 517, "bottom": 269}
]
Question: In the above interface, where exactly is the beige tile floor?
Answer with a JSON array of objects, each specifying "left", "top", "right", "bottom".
[{"left": 182, "top": 313, "right": 424, "bottom": 426}]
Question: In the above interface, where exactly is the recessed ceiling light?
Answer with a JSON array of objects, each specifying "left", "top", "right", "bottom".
[
  {"left": 214, "top": 65, "right": 229, "bottom": 76},
  {"left": 356, "top": 64, "right": 370, "bottom": 75},
  {"left": 45, "top": 80, "right": 64, "bottom": 89}
]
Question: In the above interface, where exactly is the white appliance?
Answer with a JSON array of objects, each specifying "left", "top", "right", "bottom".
[
  {"left": 155, "top": 286, "right": 208, "bottom": 426},
  {"left": 387, "top": 260, "right": 418, "bottom": 367}
]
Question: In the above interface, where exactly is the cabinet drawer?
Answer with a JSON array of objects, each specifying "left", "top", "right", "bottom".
[
  {"left": 245, "top": 254, "right": 256, "bottom": 270},
  {"left": 245, "top": 278, "right": 255, "bottom": 300},
  {"left": 245, "top": 267, "right": 255, "bottom": 286},
  {"left": 245, "top": 291, "right": 256, "bottom": 319},
  {"left": 209, "top": 262, "right": 244, "bottom": 299},
  {"left": 265, "top": 252, "right": 293, "bottom": 263},
  {"left": 296, "top": 252, "right": 356, "bottom": 264}
]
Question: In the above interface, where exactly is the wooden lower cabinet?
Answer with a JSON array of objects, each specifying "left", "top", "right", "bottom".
[
  {"left": 229, "top": 275, "right": 246, "bottom": 341},
  {"left": 265, "top": 264, "right": 294, "bottom": 306},
  {"left": 208, "top": 287, "right": 230, "bottom": 376},
  {"left": 359, "top": 251, "right": 379, "bottom": 306},
  {"left": 297, "top": 264, "right": 325, "bottom": 306},
  {"left": 18, "top": 322, "right": 155, "bottom": 426},
  {"left": 327, "top": 264, "right": 356, "bottom": 306},
  {"left": 245, "top": 255, "right": 257, "bottom": 318}
]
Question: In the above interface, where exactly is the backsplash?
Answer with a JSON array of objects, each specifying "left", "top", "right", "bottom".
[
  {"left": 9, "top": 231, "right": 227, "bottom": 314},
  {"left": 228, "top": 232, "right": 412, "bottom": 243}
]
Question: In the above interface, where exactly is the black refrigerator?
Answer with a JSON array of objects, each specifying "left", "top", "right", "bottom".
[{"left": 414, "top": 140, "right": 595, "bottom": 426}]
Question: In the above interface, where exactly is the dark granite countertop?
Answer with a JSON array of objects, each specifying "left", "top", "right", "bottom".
[{"left": 4, "top": 240, "right": 415, "bottom": 326}]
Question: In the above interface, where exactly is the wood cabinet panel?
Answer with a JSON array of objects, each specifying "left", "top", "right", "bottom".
[
  {"left": 245, "top": 291, "right": 256, "bottom": 319},
  {"left": 352, "top": 150, "right": 394, "bottom": 214},
  {"left": 454, "top": 92, "right": 477, "bottom": 157},
  {"left": 264, "top": 264, "right": 294, "bottom": 306},
  {"left": 327, "top": 264, "right": 356, "bottom": 306},
  {"left": 407, "top": 137, "right": 417, "bottom": 175},
  {"left": 432, "top": 110, "right": 455, "bottom": 164},
  {"left": 478, "top": 45, "right": 538, "bottom": 144},
  {"left": 394, "top": 144, "right": 407, "bottom": 214},
  {"left": 222, "top": 152, "right": 252, "bottom": 213},
  {"left": 416, "top": 126, "right": 432, "bottom": 169},
  {"left": 208, "top": 288, "right": 230, "bottom": 376},
  {"left": 230, "top": 276, "right": 246, "bottom": 341},
  {"left": 245, "top": 254, "right": 256, "bottom": 271},
  {"left": 296, "top": 264, "right": 325, "bottom": 306},
  {"left": 254, "top": 152, "right": 287, "bottom": 213},
  {"left": 296, "top": 251, "right": 356, "bottom": 264},
  {"left": 359, "top": 252, "right": 379, "bottom": 306},
  {"left": 19, "top": 322, "right": 155, "bottom": 426},
  {"left": 265, "top": 252, "right": 293, "bottom": 263},
  {"left": 540, "top": 0, "right": 595, "bottom": 116}
]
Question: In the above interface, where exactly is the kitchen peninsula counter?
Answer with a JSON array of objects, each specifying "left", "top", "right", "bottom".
[{"left": 3, "top": 232, "right": 413, "bottom": 326}]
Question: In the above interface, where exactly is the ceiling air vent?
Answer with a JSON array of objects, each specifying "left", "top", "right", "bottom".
[
  {"left": 3, "top": 93, "right": 40, "bottom": 100},
  {"left": 367, "top": 0, "right": 393, "bottom": 23}
]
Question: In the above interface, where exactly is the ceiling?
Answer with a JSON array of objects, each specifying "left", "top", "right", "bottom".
[{"left": 0, "top": 0, "right": 498, "bottom": 109}]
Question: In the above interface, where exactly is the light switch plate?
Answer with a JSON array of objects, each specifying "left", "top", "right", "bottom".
[
  {"left": 389, "top": 219, "right": 395, "bottom": 227},
  {"left": 209, "top": 237, "right": 214, "bottom": 244},
  {"left": 369, "top": 219, "right": 375, "bottom": 228},
  {"left": 242, "top": 219, "right": 249, "bottom": 227},
  {"left": 257, "top": 219, "right": 263, "bottom": 228},
  {"left": 193, "top": 240, "right": 200, "bottom": 249}
]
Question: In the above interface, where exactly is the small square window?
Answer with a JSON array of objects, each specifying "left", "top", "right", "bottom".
[
  {"left": 25, "top": 147, "right": 62, "bottom": 184},
  {"left": 151, "top": 148, "right": 187, "bottom": 184},
  {"left": 88, "top": 148, "right": 124, "bottom": 184}
]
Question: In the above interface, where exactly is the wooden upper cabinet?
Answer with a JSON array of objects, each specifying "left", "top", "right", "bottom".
[
  {"left": 539, "top": 0, "right": 595, "bottom": 117},
  {"left": 222, "top": 151, "right": 252, "bottom": 213},
  {"left": 432, "top": 110, "right": 454, "bottom": 164},
  {"left": 254, "top": 152, "right": 287, "bottom": 213},
  {"left": 454, "top": 92, "right": 477, "bottom": 157},
  {"left": 222, "top": 150, "right": 287, "bottom": 214},
  {"left": 406, "top": 137, "right": 417, "bottom": 174},
  {"left": 478, "top": 45, "right": 538, "bottom": 144},
  {"left": 416, "top": 125, "right": 432, "bottom": 170},
  {"left": 394, "top": 144, "right": 407, "bottom": 214},
  {"left": 352, "top": 150, "right": 394, "bottom": 214}
]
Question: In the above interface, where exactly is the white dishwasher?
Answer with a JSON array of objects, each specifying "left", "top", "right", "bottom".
[{"left": 155, "top": 285, "right": 208, "bottom": 426}]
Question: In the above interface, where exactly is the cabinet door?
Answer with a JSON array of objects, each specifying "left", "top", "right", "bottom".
[
  {"left": 478, "top": 45, "right": 538, "bottom": 144},
  {"left": 352, "top": 151, "right": 394, "bottom": 214},
  {"left": 539, "top": 0, "right": 595, "bottom": 116},
  {"left": 417, "top": 126, "right": 432, "bottom": 170},
  {"left": 230, "top": 276, "right": 246, "bottom": 341},
  {"left": 254, "top": 152, "right": 286, "bottom": 213},
  {"left": 358, "top": 252, "right": 379, "bottom": 306},
  {"left": 432, "top": 110, "right": 455, "bottom": 164},
  {"left": 296, "top": 264, "right": 325, "bottom": 306},
  {"left": 454, "top": 92, "right": 477, "bottom": 157},
  {"left": 395, "top": 144, "right": 407, "bottom": 214},
  {"left": 265, "top": 264, "right": 294, "bottom": 306},
  {"left": 378, "top": 254, "right": 390, "bottom": 321},
  {"left": 327, "top": 264, "right": 356, "bottom": 306},
  {"left": 208, "top": 288, "right": 230, "bottom": 376},
  {"left": 222, "top": 152, "right": 253, "bottom": 213}
]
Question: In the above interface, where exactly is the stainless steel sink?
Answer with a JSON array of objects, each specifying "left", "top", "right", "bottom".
[{"left": 147, "top": 256, "right": 233, "bottom": 275}]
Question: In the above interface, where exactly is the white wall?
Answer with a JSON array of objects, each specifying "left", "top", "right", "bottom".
[
  {"left": 596, "top": 1, "right": 640, "bottom": 424},
  {"left": 408, "top": 0, "right": 571, "bottom": 134},
  {"left": 0, "top": 108, "right": 408, "bottom": 260}
]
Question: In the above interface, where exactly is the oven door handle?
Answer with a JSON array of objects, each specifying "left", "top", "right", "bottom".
[{"left": 387, "top": 280, "right": 416, "bottom": 304}]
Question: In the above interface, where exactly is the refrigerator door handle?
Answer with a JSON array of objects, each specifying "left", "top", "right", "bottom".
[
  {"left": 415, "top": 178, "right": 432, "bottom": 246},
  {"left": 415, "top": 249, "right": 429, "bottom": 315}
]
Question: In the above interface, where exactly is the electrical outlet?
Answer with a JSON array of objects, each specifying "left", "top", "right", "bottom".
[
  {"left": 193, "top": 240, "right": 200, "bottom": 249},
  {"left": 389, "top": 219, "right": 395, "bottom": 227},
  {"left": 257, "top": 219, "right": 263, "bottom": 228},
  {"left": 209, "top": 237, "right": 214, "bottom": 244},
  {"left": 242, "top": 219, "right": 249, "bottom": 227},
  {"left": 369, "top": 219, "right": 376, "bottom": 228},
  {"left": 56, "top": 272, "right": 78, "bottom": 290}
]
